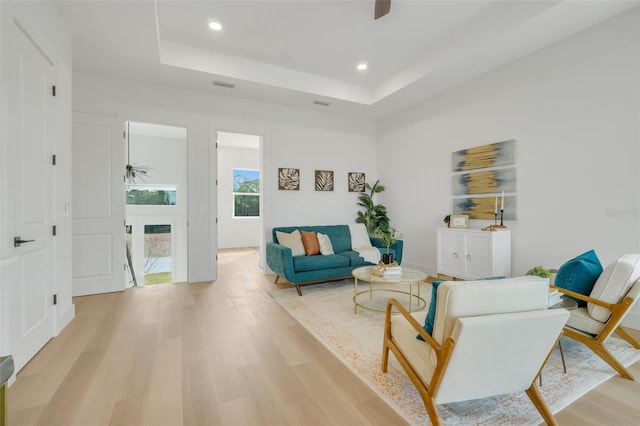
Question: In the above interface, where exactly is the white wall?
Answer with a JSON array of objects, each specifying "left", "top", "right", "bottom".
[
  {"left": 73, "top": 72, "right": 377, "bottom": 277},
  {"left": 218, "top": 143, "right": 261, "bottom": 249},
  {"left": 377, "top": 9, "right": 640, "bottom": 324}
]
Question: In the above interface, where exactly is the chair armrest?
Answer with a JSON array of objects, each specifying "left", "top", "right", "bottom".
[
  {"left": 385, "top": 298, "right": 441, "bottom": 350},
  {"left": 550, "top": 285, "right": 615, "bottom": 309}
]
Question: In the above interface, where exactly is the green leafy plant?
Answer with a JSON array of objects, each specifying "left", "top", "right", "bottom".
[
  {"left": 355, "top": 180, "right": 390, "bottom": 235},
  {"left": 526, "top": 265, "right": 552, "bottom": 278},
  {"left": 375, "top": 226, "right": 399, "bottom": 253}
]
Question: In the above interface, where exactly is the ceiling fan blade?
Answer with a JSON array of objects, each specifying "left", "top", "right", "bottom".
[{"left": 374, "top": 0, "right": 391, "bottom": 20}]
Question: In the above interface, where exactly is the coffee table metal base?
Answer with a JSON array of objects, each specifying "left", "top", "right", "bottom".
[{"left": 353, "top": 281, "right": 426, "bottom": 314}]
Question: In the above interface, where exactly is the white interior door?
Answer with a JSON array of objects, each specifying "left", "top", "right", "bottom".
[
  {"left": 2, "top": 18, "right": 55, "bottom": 372},
  {"left": 72, "top": 113, "right": 125, "bottom": 296}
]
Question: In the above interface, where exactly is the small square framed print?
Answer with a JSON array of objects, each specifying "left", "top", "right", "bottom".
[{"left": 449, "top": 214, "right": 469, "bottom": 229}]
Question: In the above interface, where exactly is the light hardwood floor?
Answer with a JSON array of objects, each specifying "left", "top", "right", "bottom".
[{"left": 7, "top": 247, "right": 640, "bottom": 425}]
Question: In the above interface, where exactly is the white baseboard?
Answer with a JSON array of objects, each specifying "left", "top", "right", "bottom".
[{"left": 56, "top": 303, "right": 75, "bottom": 335}]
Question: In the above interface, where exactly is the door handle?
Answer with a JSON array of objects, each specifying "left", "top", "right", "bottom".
[{"left": 14, "top": 237, "right": 35, "bottom": 247}]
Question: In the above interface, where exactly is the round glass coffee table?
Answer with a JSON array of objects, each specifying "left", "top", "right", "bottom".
[{"left": 352, "top": 266, "right": 427, "bottom": 314}]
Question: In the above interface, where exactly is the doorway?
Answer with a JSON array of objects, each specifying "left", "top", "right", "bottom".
[
  {"left": 216, "top": 132, "right": 262, "bottom": 253},
  {"left": 125, "top": 122, "right": 188, "bottom": 286}
]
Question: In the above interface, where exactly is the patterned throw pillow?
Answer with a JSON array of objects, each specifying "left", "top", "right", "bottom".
[
  {"left": 554, "top": 249, "right": 603, "bottom": 307},
  {"left": 317, "top": 232, "right": 334, "bottom": 255}
]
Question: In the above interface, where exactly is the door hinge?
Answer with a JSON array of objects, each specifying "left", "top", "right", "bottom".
[
  {"left": 52, "top": 154, "right": 56, "bottom": 165},
  {"left": 52, "top": 225, "right": 57, "bottom": 236},
  {"left": 216, "top": 217, "right": 218, "bottom": 224},
  {"left": 53, "top": 294, "right": 57, "bottom": 305},
  {"left": 52, "top": 85, "right": 56, "bottom": 97}
]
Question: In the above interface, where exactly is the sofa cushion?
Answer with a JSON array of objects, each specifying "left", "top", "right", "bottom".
[
  {"left": 588, "top": 253, "right": 640, "bottom": 322},
  {"left": 300, "top": 230, "right": 320, "bottom": 256},
  {"left": 275, "top": 230, "right": 305, "bottom": 256},
  {"left": 317, "top": 232, "right": 334, "bottom": 255},
  {"left": 555, "top": 250, "right": 603, "bottom": 307},
  {"left": 337, "top": 250, "right": 370, "bottom": 267},
  {"left": 293, "top": 254, "right": 349, "bottom": 272}
]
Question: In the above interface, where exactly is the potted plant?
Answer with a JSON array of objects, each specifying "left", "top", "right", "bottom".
[
  {"left": 526, "top": 265, "right": 552, "bottom": 283},
  {"left": 355, "top": 180, "right": 390, "bottom": 235},
  {"left": 375, "top": 226, "right": 399, "bottom": 264}
]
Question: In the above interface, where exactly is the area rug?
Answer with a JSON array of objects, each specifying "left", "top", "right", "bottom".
[{"left": 269, "top": 281, "right": 640, "bottom": 425}]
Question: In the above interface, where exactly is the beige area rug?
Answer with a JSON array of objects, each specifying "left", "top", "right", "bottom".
[{"left": 270, "top": 281, "right": 640, "bottom": 425}]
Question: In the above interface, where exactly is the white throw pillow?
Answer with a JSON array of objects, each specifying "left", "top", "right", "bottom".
[
  {"left": 317, "top": 232, "right": 334, "bottom": 255},
  {"left": 349, "top": 223, "right": 372, "bottom": 249},
  {"left": 275, "top": 230, "right": 305, "bottom": 256}
]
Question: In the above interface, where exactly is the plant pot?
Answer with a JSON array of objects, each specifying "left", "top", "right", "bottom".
[{"left": 382, "top": 253, "right": 394, "bottom": 264}]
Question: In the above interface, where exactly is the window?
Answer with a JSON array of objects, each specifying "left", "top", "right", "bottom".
[
  {"left": 233, "top": 169, "right": 260, "bottom": 217},
  {"left": 126, "top": 185, "right": 177, "bottom": 205}
]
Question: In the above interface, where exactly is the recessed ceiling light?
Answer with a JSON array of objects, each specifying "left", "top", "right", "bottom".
[
  {"left": 208, "top": 21, "right": 222, "bottom": 31},
  {"left": 356, "top": 62, "right": 368, "bottom": 71}
]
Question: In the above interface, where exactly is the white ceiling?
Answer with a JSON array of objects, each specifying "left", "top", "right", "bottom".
[{"left": 55, "top": 0, "right": 639, "bottom": 119}]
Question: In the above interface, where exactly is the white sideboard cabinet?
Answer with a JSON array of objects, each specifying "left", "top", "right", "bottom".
[{"left": 437, "top": 228, "right": 511, "bottom": 280}]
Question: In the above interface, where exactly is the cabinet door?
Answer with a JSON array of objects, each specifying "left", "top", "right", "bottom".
[
  {"left": 437, "top": 231, "right": 462, "bottom": 276},
  {"left": 464, "top": 233, "right": 492, "bottom": 278}
]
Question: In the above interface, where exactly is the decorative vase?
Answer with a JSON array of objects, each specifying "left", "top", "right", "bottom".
[{"left": 383, "top": 253, "right": 394, "bottom": 264}]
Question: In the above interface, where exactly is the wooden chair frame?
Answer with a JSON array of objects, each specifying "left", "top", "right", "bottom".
[
  {"left": 550, "top": 285, "right": 640, "bottom": 380},
  {"left": 381, "top": 298, "right": 559, "bottom": 426}
]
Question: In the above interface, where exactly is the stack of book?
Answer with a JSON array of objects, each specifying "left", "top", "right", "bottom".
[
  {"left": 383, "top": 266, "right": 403, "bottom": 277},
  {"left": 548, "top": 287, "right": 563, "bottom": 307}
]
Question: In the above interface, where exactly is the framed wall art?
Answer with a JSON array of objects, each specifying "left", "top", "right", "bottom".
[
  {"left": 278, "top": 168, "right": 300, "bottom": 190},
  {"left": 315, "top": 170, "right": 334, "bottom": 191},
  {"left": 452, "top": 167, "right": 516, "bottom": 196},
  {"left": 449, "top": 214, "right": 469, "bottom": 229},
  {"left": 452, "top": 139, "right": 516, "bottom": 172},
  {"left": 453, "top": 195, "right": 517, "bottom": 220},
  {"left": 348, "top": 172, "right": 365, "bottom": 192}
]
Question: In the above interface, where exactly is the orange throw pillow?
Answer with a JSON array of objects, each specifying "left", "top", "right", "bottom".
[{"left": 300, "top": 230, "right": 320, "bottom": 256}]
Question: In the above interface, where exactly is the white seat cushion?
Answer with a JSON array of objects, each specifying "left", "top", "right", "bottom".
[
  {"left": 390, "top": 311, "right": 437, "bottom": 384},
  {"left": 588, "top": 253, "right": 640, "bottom": 322},
  {"left": 566, "top": 306, "right": 605, "bottom": 335}
]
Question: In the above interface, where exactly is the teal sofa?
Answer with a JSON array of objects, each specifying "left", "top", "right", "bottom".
[{"left": 267, "top": 225, "right": 403, "bottom": 295}]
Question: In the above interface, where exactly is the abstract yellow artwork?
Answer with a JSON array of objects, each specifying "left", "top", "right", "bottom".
[
  {"left": 452, "top": 167, "right": 516, "bottom": 195},
  {"left": 452, "top": 139, "right": 516, "bottom": 172}
]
